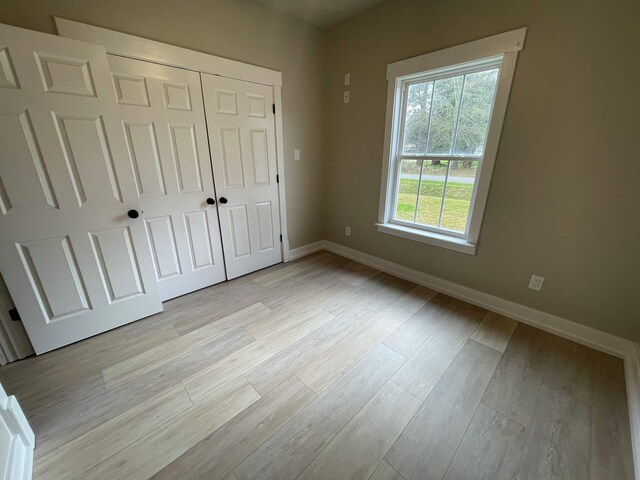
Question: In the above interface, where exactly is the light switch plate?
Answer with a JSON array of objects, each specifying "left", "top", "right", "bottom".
[
  {"left": 344, "top": 73, "right": 350, "bottom": 85},
  {"left": 294, "top": 149, "right": 301, "bottom": 161}
]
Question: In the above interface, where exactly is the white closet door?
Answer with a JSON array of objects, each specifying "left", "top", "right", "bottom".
[
  {"left": 201, "top": 74, "right": 282, "bottom": 279},
  {"left": 0, "top": 24, "right": 162, "bottom": 354},
  {"left": 108, "top": 56, "right": 226, "bottom": 300}
]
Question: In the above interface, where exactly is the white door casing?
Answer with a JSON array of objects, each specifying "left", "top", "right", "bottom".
[
  {"left": 201, "top": 74, "right": 282, "bottom": 279},
  {"left": 108, "top": 56, "right": 226, "bottom": 300},
  {"left": 0, "top": 383, "right": 34, "bottom": 480},
  {"left": 0, "top": 23, "right": 162, "bottom": 354}
]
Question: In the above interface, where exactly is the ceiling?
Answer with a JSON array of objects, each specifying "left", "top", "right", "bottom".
[{"left": 255, "top": 0, "right": 385, "bottom": 28}]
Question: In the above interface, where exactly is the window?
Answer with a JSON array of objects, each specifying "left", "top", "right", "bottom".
[{"left": 377, "top": 29, "right": 526, "bottom": 254}]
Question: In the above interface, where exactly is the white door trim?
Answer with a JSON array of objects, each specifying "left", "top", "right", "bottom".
[
  {"left": 54, "top": 18, "right": 282, "bottom": 86},
  {"left": 0, "top": 383, "right": 35, "bottom": 480},
  {"left": 55, "top": 18, "right": 291, "bottom": 263}
]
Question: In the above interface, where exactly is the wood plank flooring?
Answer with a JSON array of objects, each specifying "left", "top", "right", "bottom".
[{"left": 0, "top": 251, "right": 634, "bottom": 480}]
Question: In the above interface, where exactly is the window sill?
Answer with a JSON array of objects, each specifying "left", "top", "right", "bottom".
[{"left": 375, "top": 223, "right": 477, "bottom": 255}]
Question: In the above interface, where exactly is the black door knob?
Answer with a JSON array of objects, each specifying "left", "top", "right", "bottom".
[
  {"left": 127, "top": 209, "right": 140, "bottom": 219},
  {"left": 219, "top": 197, "right": 228, "bottom": 204},
  {"left": 206, "top": 197, "right": 215, "bottom": 205}
]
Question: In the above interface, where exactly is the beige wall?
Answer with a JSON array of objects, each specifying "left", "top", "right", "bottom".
[
  {"left": 322, "top": 0, "right": 640, "bottom": 340},
  {"left": 0, "top": 0, "right": 325, "bottom": 249}
]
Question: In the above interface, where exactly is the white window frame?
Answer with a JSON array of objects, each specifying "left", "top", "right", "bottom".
[{"left": 377, "top": 28, "right": 527, "bottom": 255}]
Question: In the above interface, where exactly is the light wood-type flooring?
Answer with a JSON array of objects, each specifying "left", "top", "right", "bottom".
[{"left": 0, "top": 252, "right": 634, "bottom": 480}]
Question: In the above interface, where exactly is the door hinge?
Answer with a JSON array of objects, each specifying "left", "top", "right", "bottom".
[
  {"left": 8, "top": 307, "right": 20, "bottom": 321},
  {"left": 272, "top": 104, "right": 276, "bottom": 114},
  {"left": 276, "top": 174, "right": 280, "bottom": 183},
  {"left": 280, "top": 234, "right": 283, "bottom": 242}
]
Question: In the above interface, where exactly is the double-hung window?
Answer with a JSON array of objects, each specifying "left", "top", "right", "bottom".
[{"left": 377, "top": 29, "right": 526, "bottom": 254}]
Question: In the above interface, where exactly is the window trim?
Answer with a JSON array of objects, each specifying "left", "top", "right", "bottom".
[{"left": 377, "top": 28, "right": 526, "bottom": 255}]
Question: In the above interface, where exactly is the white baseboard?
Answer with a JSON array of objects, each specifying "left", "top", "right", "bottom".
[
  {"left": 286, "top": 241, "right": 325, "bottom": 261},
  {"left": 298, "top": 240, "right": 640, "bottom": 476},
  {"left": 322, "top": 241, "right": 635, "bottom": 357}
]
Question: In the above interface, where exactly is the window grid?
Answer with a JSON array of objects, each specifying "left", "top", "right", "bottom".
[{"left": 412, "top": 160, "right": 424, "bottom": 224}]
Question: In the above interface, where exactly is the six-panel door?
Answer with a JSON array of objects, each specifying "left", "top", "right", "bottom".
[
  {"left": 0, "top": 24, "right": 285, "bottom": 353},
  {"left": 201, "top": 74, "right": 282, "bottom": 279},
  {"left": 108, "top": 56, "right": 226, "bottom": 301},
  {"left": 0, "top": 24, "right": 162, "bottom": 353}
]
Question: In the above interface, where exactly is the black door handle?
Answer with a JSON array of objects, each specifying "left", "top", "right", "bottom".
[
  {"left": 206, "top": 197, "right": 216, "bottom": 205},
  {"left": 219, "top": 197, "right": 228, "bottom": 204},
  {"left": 128, "top": 209, "right": 140, "bottom": 219}
]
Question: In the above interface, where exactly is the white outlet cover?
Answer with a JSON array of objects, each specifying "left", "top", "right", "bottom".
[
  {"left": 343, "top": 91, "right": 350, "bottom": 103},
  {"left": 528, "top": 275, "right": 545, "bottom": 291},
  {"left": 294, "top": 149, "right": 301, "bottom": 161},
  {"left": 344, "top": 73, "right": 350, "bottom": 85},
  {"left": 345, "top": 226, "right": 351, "bottom": 236}
]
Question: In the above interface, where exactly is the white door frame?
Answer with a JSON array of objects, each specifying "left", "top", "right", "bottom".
[
  {"left": 55, "top": 18, "right": 293, "bottom": 262},
  {"left": 0, "top": 383, "right": 34, "bottom": 480}
]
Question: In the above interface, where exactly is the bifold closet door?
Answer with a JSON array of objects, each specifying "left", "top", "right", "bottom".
[
  {"left": 0, "top": 24, "right": 162, "bottom": 354},
  {"left": 107, "top": 56, "right": 226, "bottom": 301},
  {"left": 201, "top": 74, "right": 282, "bottom": 279}
]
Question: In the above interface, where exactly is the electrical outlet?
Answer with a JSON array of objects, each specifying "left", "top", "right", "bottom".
[
  {"left": 528, "top": 274, "right": 545, "bottom": 291},
  {"left": 344, "top": 73, "right": 350, "bottom": 85},
  {"left": 294, "top": 149, "right": 301, "bottom": 161},
  {"left": 343, "top": 91, "right": 350, "bottom": 103},
  {"left": 345, "top": 226, "right": 351, "bottom": 236}
]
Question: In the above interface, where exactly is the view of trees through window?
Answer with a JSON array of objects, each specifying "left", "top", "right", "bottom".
[{"left": 395, "top": 66, "right": 498, "bottom": 233}]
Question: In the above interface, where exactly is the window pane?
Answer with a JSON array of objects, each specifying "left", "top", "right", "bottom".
[
  {"left": 454, "top": 69, "right": 498, "bottom": 155},
  {"left": 394, "top": 159, "right": 422, "bottom": 222},
  {"left": 440, "top": 160, "right": 478, "bottom": 232},
  {"left": 426, "top": 76, "right": 463, "bottom": 155},
  {"left": 415, "top": 160, "right": 447, "bottom": 227},
  {"left": 402, "top": 82, "right": 433, "bottom": 155}
]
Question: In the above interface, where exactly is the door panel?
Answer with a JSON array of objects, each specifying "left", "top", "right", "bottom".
[
  {"left": 170, "top": 124, "right": 203, "bottom": 193},
  {"left": 202, "top": 74, "right": 282, "bottom": 279},
  {"left": 163, "top": 83, "right": 191, "bottom": 110},
  {"left": 228, "top": 205, "right": 252, "bottom": 259},
  {"left": 124, "top": 122, "right": 166, "bottom": 196},
  {"left": 214, "top": 89, "right": 238, "bottom": 115},
  {"left": 89, "top": 227, "right": 145, "bottom": 302},
  {"left": 0, "top": 23, "right": 162, "bottom": 353},
  {"left": 17, "top": 236, "right": 91, "bottom": 321},
  {"left": 0, "top": 110, "right": 58, "bottom": 212},
  {"left": 0, "top": 47, "right": 19, "bottom": 88},
  {"left": 247, "top": 94, "right": 266, "bottom": 117},
  {"left": 113, "top": 73, "right": 149, "bottom": 106},
  {"left": 183, "top": 211, "right": 215, "bottom": 269},
  {"left": 36, "top": 53, "right": 96, "bottom": 96},
  {"left": 220, "top": 128, "right": 244, "bottom": 188},
  {"left": 250, "top": 129, "right": 270, "bottom": 185},
  {"left": 145, "top": 216, "right": 181, "bottom": 280},
  {"left": 108, "top": 56, "right": 226, "bottom": 300},
  {"left": 53, "top": 113, "right": 123, "bottom": 205},
  {"left": 256, "top": 201, "right": 275, "bottom": 252}
]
